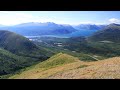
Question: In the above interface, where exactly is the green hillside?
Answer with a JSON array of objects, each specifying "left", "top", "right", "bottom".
[
  {"left": 0, "top": 30, "right": 53, "bottom": 76},
  {"left": 9, "top": 53, "right": 80, "bottom": 79},
  {"left": 37, "top": 53, "right": 79, "bottom": 69},
  {"left": 0, "top": 48, "right": 40, "bottom": 75},
  {"left": 0, "top": 30, "right": 39, "bottom": 56}
]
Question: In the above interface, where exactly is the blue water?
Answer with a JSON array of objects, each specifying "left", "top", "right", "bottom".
[
  {"left": 25, "top": 29, "right": 98, "bottom": 38},
  {"left": 66, "top": 29, "right": 98, "bottom": 37}
]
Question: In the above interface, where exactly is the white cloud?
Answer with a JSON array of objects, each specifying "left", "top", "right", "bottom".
[
  {"left": 0, "top": 11, "right": 116, "bottom": 26},
  {"left": 0, "top": 12, "right": 98, "bottom": 25},
  {"left": 0, "top": 11, "right": 55, "bottom": 25},
  {"left": 108, "top": 18, "right": 120, "bottom": 23}
]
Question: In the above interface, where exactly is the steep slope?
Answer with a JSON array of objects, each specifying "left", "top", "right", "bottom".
[
  {"left": 0, "top": 30, "right": 37, "bottom": 54},
  {"left": 0, "top": 30, "right": 51, "bottom": 59},
  {"left": 88, "top": 23, "right": 120, "bottom": 42},
  {"left": 9, "top": 53, "right": 83, "bottom": 79},
  {"left": 48, "top": 57, "right": 120, "bottom": 79}
]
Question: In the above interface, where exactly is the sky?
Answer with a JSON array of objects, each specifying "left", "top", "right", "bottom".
[{"left": 0, "top": 11, "right": 120, "bottom": 25}]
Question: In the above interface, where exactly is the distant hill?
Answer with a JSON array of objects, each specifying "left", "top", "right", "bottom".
[
  {"left": 0, "top": 22, "right": 77, "bottom": 36},
  {"left": 88, "top": 23, "right": 120, "bottom": 42}
]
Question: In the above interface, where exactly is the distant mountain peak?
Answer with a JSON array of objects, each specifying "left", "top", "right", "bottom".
[{"left": 109, "top": 23, "right": 120, "bottom": 26}]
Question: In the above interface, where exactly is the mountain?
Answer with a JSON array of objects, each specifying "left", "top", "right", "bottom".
[
  {"left": 0, "top": 22, "right": 77, "bottom": 36},
  {"left": 0, "top": 30, "right": 38, "bottom": 55},
  {"left": 9, "top": 53, "right": 120, "bottom": 79},
  {"left": 0, "top": 30, "right": 53, "bottom": 76},
  {"left": 61, "top": 24, "right": 106, "bottom": 37},
  {"left": 0, "top": 30, "right": 54, "bottom": 58},
  {"left": 73, "top": 24, "right": 106, "bottom": 30},
  {"left": 88, "top": 23, "right": 120, "bottom": 42}
]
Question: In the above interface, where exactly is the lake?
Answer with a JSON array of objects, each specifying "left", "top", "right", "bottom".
[{"left": 25, "top": 29, "right": 98, "bottom": 38}]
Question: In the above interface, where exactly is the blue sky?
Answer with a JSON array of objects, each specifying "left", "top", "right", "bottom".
[{"left": 0, "top": 11, "right": 120, "bottom": 25}]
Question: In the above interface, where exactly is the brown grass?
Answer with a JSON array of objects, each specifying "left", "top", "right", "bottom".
[
  {"left": 9, "top": 53, "right": 120, "bottom": 79},
  {"left": 48, "top": 57, "right": 120, "bottom": 79}
]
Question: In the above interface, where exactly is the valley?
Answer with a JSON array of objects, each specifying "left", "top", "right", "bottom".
[{"left": 0, "top": 17, "right": 120, "bottom": 79}]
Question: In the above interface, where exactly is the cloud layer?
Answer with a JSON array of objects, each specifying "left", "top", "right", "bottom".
[
  {"left": 0, "top": 11, "right": 54, "bottom": 25},
  {"left": 108, "top": 18, "right": 120, "bottom": 23},
  {"left": 0, "top": 11, "right": 120, "bottom": 25}
]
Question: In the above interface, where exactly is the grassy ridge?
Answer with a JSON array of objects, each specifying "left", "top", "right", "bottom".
[
  {"left": 9, "top": 53, "right": 81, "bottom": 79},
  {"left": 9, "top": 53, "right": 120, "bottom": 79},
  {"left": 37, "top": 53, "right": 79, "bottom": 69}
]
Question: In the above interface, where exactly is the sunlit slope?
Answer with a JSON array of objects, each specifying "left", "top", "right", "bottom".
[
  {"left": 48, "top": 57, "right": 120, "bottom": 79},
  {"left": 10, "top": 53, "right": 120, "bottom": 79},
  {"left": 9, "top": 53, "right": 85, "bottom": 79}
]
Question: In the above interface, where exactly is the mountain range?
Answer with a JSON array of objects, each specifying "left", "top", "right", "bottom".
[
  {"left": 0, "top": 22, "right": 107, "bottom": 37},
  {"left": 0, "top": 22, "right": 77, "bottom": 36}
]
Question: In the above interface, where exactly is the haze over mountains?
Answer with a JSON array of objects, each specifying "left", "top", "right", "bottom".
[
  {"left": 0, "top": 22, "right": 107, "bottom": 37},
  {"left": 73, "top": 24, "right": 106, "bottom": 30},
  {"left": 0, "top": 22, "right": 77, "bottom": 36}
]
